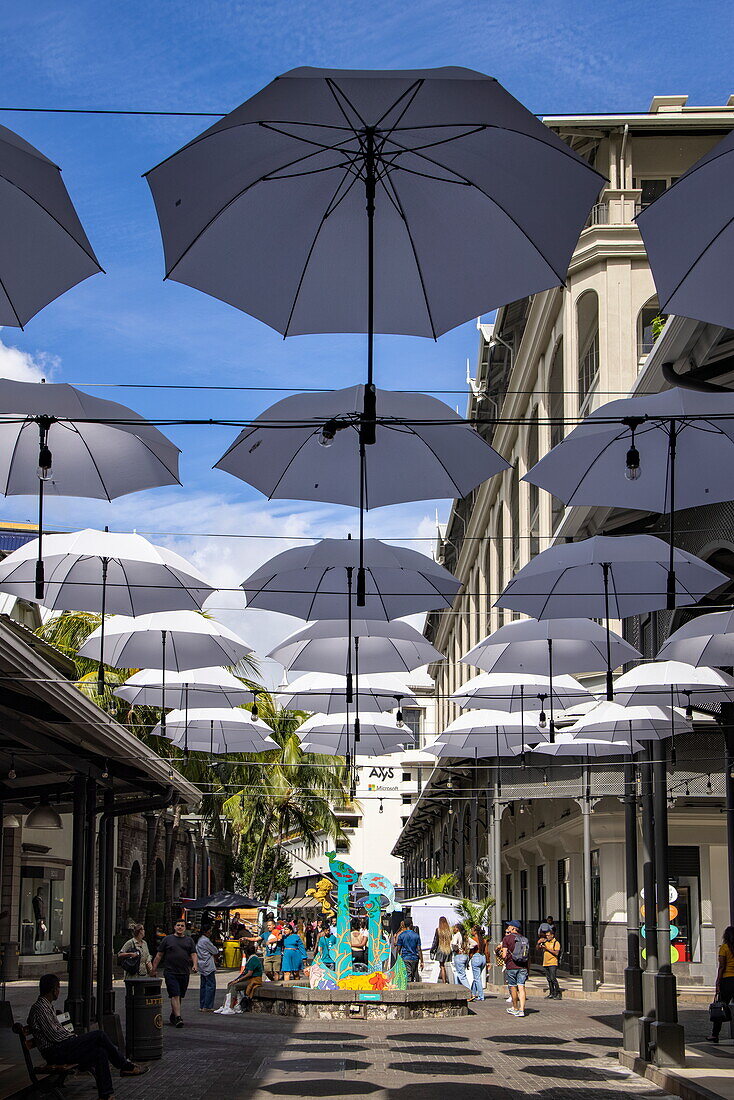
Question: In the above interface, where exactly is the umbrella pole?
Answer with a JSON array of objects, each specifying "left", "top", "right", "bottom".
[
  {"left": 602, "top": 562, "right": 614, "bottom": 701},
  {"left": 161, "top": 631, "right": 167, "bottom": 731},
  {"left": 352, "top": 636, "right": 361, "bottom": 799},
  {"left": 97, "top": 557, "right": 108, "bottom": 695},
  {"left": 666, "top": 419, "right": 678, "bottom": 611},
  {"left": 547, "top": 639, "right": 556, "bottom": 742},
  {"left": 346, "top": 567, "right": 354, "bottom": 703},
  {"left": 357, "top": 442, "right": 367, "bottom": 606},
  {"left": 35, "top": 416, "right": 52, "bottom": 601},
  {"left": 357, "top": 128, "right": 378, "bottom": 604},
  {"left": 520, "top": 685, "right": 526, "bottom": 766},
  {"left": 183, "top": 685, "right": 189, "bottom": 766}
]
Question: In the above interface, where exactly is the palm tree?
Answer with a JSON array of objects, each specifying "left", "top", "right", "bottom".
[
  {"left": 424, "top": 871, "right": 460, "bottom": 896},
  {"left": 454, "top": 896, "right": 495, "bottom": 932},
  {"left": 222, "top": 693, "right": 351, "bottom": 900}
]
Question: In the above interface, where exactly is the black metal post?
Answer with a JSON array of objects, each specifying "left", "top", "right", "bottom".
[
  {"left": 547, "top": 639, "right": 556, "bottom": 741},
  {"left": 639, "top": 744, "right": 658, "bottom": 1060},
  {"left": 666, "top": 419, "right": 678, "bottom": 611},
  {"left": 651, "top": 739, "right": 685, "bottom": 1065},
  {"left": 81, "top": 777, "right": 97, "bottom": 1031},
  {"left": 97, "top": 557, "right": 108, "bottom": 694},
  {"left": 65, "top": 775, "right": 87, "bottom": 1028},
  {"left": 622, "top": 758, "right": 643, "bottom": 1052},
  {"left": 35, "top": 417, "right": 52, "bottom": 600},
  {"left": 602, "top": 562, "right": 614, "bottom": 700},
  {"left": 581, "top": 765, "right": 596, "bottom": 992},
  {"left": 723, "top": 705, "right": 734, "bottom": 923}
]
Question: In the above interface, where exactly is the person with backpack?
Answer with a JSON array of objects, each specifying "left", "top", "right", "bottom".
[{"left": 501, "top": 919, "right": 530, "bottom": 1017}]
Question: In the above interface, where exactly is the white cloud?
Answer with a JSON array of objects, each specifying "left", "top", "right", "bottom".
[{"left": 0, "top": 332, "right": 59, "bottom": 383}]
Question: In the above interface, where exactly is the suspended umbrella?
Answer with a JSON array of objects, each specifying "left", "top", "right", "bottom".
[
  {"left": 0, "top": 528, "right": 215, "bottom": 691},
  {"left": 217, "top": 386, "right": 507, "bottom": 604},
  {"left": 451, "top": 671, "right": 593, "bottom": 719},
  {"left": 0, "top": 379, "right": 181, "bottom": 600},
  {"left": 299, "top": 712, "right": 411, "bottom": 757},
  {"left": 613, "top": 660, "right": 734, "bottom": 713},
  {"left": 496, "top": 534, "right": 725, "bottom": 699},
  {"left": 423, "top": 712, "right": 545, "bottom": 791},
  {"left": 461, "top": 616, "right": 640, "bottom": 734},
  {"left": 636, "top": 130, "right": 734, "bottom": 330},
  {"left": 0, "top": 123, "right": 102, "bottom": 327},
  {"left": 154, "top": 707, "right": 276, "bottom": 755},
  {"left": 268, "top": 618, "right": 443, "bottom": 675},
  {"left": 241, "top": 535, "right": 460, "bottom": 620},
  {"left": 565, "top": 701, "right": 692, "bottom": 743},
  {"left": 656, "top": 610, "right": 734, "bottom": 667},
  {"left": 79, "top": 611, "right": 253, "bottom": 730},
  {"left": 277, "top": 671, "right": 417, "bottom": 715},
  {"left": 146, "top": 65, "right": 602, "bottom": 351},
  {"left": 524, "top": 387, "right": 734, "bottom": 609},
  {"left": 532, "top": 736, "right": 639, "bottom": 759},
  {"left": 115, "top": 666, "right": 259, "bottom": 709}
]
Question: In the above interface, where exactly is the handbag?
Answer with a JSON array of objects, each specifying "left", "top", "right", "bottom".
[
  {"left": 709, "top": 999, "right": 731, "bottom": 1022},
  {"left": 121, "top": 946, "right": 142, "bottom": 975}
]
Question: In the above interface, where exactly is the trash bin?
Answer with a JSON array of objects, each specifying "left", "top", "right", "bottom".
[
  {"left": 124, "top": 977, "right": 163, "bottom": 1061},
  {"left": 223, "top": 939, "right": 242, "bottom": 969}
]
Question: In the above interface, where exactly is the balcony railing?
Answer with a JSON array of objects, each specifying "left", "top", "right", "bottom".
[{"left": 583, "top": 192, "right": 644, "bottom": 230}]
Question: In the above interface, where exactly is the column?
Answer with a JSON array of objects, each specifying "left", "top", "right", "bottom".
[
  {"left": 490, "top": 769, "right": 504, "bottom": 983},
  {"left": 65, "top": 775, "right": 87, "bottom": 1028},
  {"left": 580, "top": 768, "right": 597, "bottom": 992},
  {"left": 638, "top": 745, "right": 659, "bottom": 1061},
  {"left": 722, "top": 705, "right": 734, "bottom": 922},
  {"left": 81, "top": 777, "right": 97, "bottom": 1031},
  {"left": 622, "top": 758, "right": 643, "bottom": 1052}
]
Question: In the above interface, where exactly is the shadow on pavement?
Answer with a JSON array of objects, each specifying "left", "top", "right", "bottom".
[
  {"left": 258, "top": 1081, "right": 382, "bottom": 1096},
  {"left": 498, "top": 1047, "right": 596, "bottom": 1060},
  {"left": 523, "top": 1063, "right": 628, "bottom": 1081},
  {"left": 485, "top": 1033, "right": 570, "bottom": 1044},
  {"left": 575, "top": 1035, "right": 621, "bottom": 1047},
  {"left": 294, "top": 1031, "right": 368, "bottom": 1042},
  {"left": 387, "top": 1061, "right": 493, "bottom": 1076},
  {"left": 388, "top": 1045, "right": 484, "bottom": 1057},
  {"left": 388, "top": 1032, "right": 470, "bottom": 1042}
]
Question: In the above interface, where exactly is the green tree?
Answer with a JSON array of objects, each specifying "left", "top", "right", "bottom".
[
  {"left": 454, "top": 896, "right": 495, "bottom": 931},
  {"left": 423, "top": 871, "right": 460, "bottom": 896}
]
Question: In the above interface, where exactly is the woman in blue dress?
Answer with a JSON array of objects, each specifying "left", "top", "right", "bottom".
[
  {"left": 316, "top": 921, "right": 337, "bottom": 971},
  {"left": 281, "top": 928, "right": 308, "bottom": 981}
]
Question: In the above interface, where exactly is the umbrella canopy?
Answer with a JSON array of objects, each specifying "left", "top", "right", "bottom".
[
  {"left": 424, "top": 709, "right": 545, "bottom": 757},
  {"left": 241, "top": 536, "right": 460, "bottom": 620},
  {"left": 268, "top": 618, "right": 443, "bottom": 674},
  {"left": 497, "top": 535, "right": 726, "bottom": 621},
  {"left": 461, "top": 617, "right": 641, "bottom": 676},
  {"left": 532, "top": 736, "right": 638, "bottom": 758},
  {"left": 636, "top": 131, "right": 734, "bottom": 329},
  {"left": 78, "top": 610, "right": 253, "bottom": 670},
  {"left": 0, "top": 123, "right": 102, "bottom": 327},
  {"left": 451, "top": 671, "right": 593, "bottom": 713},
  {"left": 115, "top": 666, "right": 259, "bottom": 709},
  {"left": 656, "top": 611, "right": 734, "bottom": 667},
  {"left": 299, "top": 713, "right": 411, "bottom": 756},
  {"left": 146, "top": 66, "right": 602, "bottom": 340},
  {"left": 0, "top": 528, "right": 214, "bottom": 613},
  {"left": 277, "top": 671, "right": 417, "bottom": 714},
  {"left": 613, "top": 660, "right": 734, "bottom": 710},
  {"left": 154, "top": 707, "right": 276, "bottom": 752},
  {"left": 185, "top": 890, "right": 261, "bottom": 911},
  {"left": 184, "top": 890, "right": 262, "bottom": 911},
  {"left": 566, "top": 701, "right": 691, "bottom": 743},
  {"left": 216, "top": 386, "right": 508, "bottom": 509}
]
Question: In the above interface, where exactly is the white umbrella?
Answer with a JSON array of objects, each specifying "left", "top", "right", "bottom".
[
  {"left": 299, "top": 713, "right": 411, "bottom": 757},
  {"left": 451, "top": 671, "right": 593, "bottom": 715},
  {"left": 497, "top": 534, "right": 725, "bottom": 698},
  {"left": 115, "top": 666, "right": 259, "bottom": 709},
  {"left": 566, "top": 701, "right": 691, "bottom": 743},
  {"left": 277, "top": 671, "right": 417, "bottom": 715},
  {"left": 0, "top": 122, "right": 101, "bottom": 327},
  {"left": 462, "top": 618, "right": 641, "bottom": 677},
  {"left": 425, "top": 709, "right": 545, "bottom": 758},
  {"left": 613, "top": 660, "right": 734, "bottom": 712},
  {"left": 636, "top": 131, "right": 734, "bottom": 330},
  {"left": 656, "top": 610, "right": 734, "bottom": 668},
  {"left": 524, "top": 387, "right": 734, "bottom": 609},
  {"left": 241, "top": 536, "right": 460, "bottom": 620},
  {"left": 0, "top": 527, "right": 216, "bottom": 692},
  {"left": 0, "top": 379, "right": 181, "bottom": 599},
  {"left": 268, "top": 618, "right": 443, "bottom": 674},
  {"left": 154, "top": 707, "right": 277, "bottom": 754},
  {"left": 532, "top": 736, "right": 639, "bottom": 758}
]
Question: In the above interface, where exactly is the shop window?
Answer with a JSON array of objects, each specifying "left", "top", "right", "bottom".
[
  {"left": 668, "top": 845, "right": 701, "bottom": 963},
  {"left": 401, "top": 708, "right": 422, "bottom": 738},
  {"left": 19, "top": 866, "right": 65, "bottom": 956},
  {"left": 638, "top": 298, "right": 667, "bottom": 361},
  {"left": 520, "top": 869, "right": 528, "bottom": 928},
  {"left": 557, "top": 857, "right": 571, "bottom": 947},
  {"left": 505, "top": 872, "right": 513, "bottom": 921},
  {"left": 537, "top": 864, "right": 547, "bottom": 919},
  {"left": 577, "top": 292, "right": 600, "bottom": 416}
]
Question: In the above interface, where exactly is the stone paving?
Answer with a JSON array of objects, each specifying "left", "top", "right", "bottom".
[{"left": 50, "top": 985, "right": 681, "bottom": 1100}]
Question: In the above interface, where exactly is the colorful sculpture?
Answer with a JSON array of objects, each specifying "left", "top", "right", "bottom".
[{"left": 305, "top": 876, "right": 336, "bottom": 917}]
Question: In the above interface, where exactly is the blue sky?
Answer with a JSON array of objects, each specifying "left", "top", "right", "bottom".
[{"left": 0, "top": 0, "right": 731, "bottom": 666}]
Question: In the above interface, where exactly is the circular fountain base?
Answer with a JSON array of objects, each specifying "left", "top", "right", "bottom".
[{"left": 252, "top": 982, "right": 471, "bottom": 1019}]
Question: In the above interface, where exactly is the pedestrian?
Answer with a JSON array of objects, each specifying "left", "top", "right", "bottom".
[
  {"left": 537, "top": 927, "right": 562, "bottom": 999},
  {"left": 150, "top": 918, "right": 197, "bottom": 1028},
  {"left": 117, "top": 923, "right": 152, "bottom": 977},
  {"left": 350, "top": 916, "right": 368, "bottom": 969},
  {"left": 221, "top": 943, "right": 265, "bottom": 1014},
  {"left": 396, "top": 917, "right": 423, "bottom": 982},
  {"left": 431, "top": 916, "right": 453, "bottom": 983},
  {"left": 28, "top": 973, "right": 148, "bottom": 1100},
  {"left": 501, "top": 919, "right": 530, "bottom": 1018},
  {"left": 467, "top": 926, "right": 487, "bottom": 1002},
  {"left": 259, "top": 918, "right": 283, "bottom": 981},
  {"left": 196, "top": 921, "right": 221, "bottom": 1013},
  {"left": 538, "top": 914, "right": 556, "bottom": 936},
  {"left": 281, "top": 927, "right": 308, "bottom": 981},
  {"left": 451, "top": 922, "right": 471, "bottom": 990},
  {"left": 316, "top": 921, "right": 337, "bottom": 970},
  {"left": 708, "top": 925, "right": 734, "bottom": 1042}
]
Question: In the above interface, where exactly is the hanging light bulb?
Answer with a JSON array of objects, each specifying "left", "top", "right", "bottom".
[
  {"left": 625, "top": 443, "right": 640, "bottom": 480},
  {"left": 37, "top": 442, "right": 53, "bottom": 481},
  {"left": 101, "top": 759, "right": 110, "bottom": 780},
  {"left": 8, "top": 754, "right": 16, "bottom": 781},
  {"left": 379, "top": 799, "right": 384, "bottom": 814},
  {"left": 707, "top": 774, "right": 713, "bottom": 794},
  {"left": 538, "top": 696, "right": 547, "bottom": 730},
  {"left": 543, "top": 770, "right": 548, "bottom": 787},
  {"left": 684, "top": 693, "right": 693, "bottom": 722},
  {"left": 318, "top": 418, "right": 339, "bottom": 448},
  {"left": 396, "top": 698, "right": 404, "bottom": 728},
  {"left": 251, "top": 694, "right": 259, "bottom": 721}
]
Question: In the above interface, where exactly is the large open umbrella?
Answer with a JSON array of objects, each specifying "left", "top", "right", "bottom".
[
  {"left": 277, "top": 671, "right": 417, "bottom": 715},
  {"left": 656, "top": 611, "right": 734, "bottom": 667},
  {"left": 241, "top": 535, "right": 460, "bottom": 621},
  {"left": 532, "top": 736, "right": 638, "bottom": 759},
  {"left": 0, "top": 123, "right": 102, "bottom": 327},
  {"left": 424, "top": 709, "right": 545, "bottom": 764},
  {"left": 451, "top": 671, "right": 593, "bottom": 716},
  {"left": 524, "top": 387, "right": 734, "bottom": 608},
  {"left": 299, "top": 712, "right": 411, "bottom": 757},
  {"left": 636, "top": 130, "right": 734, "bottom": 330},
  {"left": 613, "top": 660, "right": 734, "bottom": 712},
  {"left": 566, "top": 701, "right": 691, "bottom": 743},
  {"left": 0, "top": 528, "right": 215, "bottom": 691},
  {"left": 0, "top": 379, "right": 181, "bottom": 599},
  {"left": 155, "top": 707, "right": 276, "bottom": 754},
  {"left": 497, "top": 534, "right": 725, "bottom": 698},
  {"left": 115, "top": 666, "right": 259, "bottom": 709},
  {"left": 268, "top": 618, "right": 443, "bottom": 675}
]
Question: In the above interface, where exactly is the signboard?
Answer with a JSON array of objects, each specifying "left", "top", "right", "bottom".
[{"left": 358, "top": 992, "right": 382, "bottom": 1001}]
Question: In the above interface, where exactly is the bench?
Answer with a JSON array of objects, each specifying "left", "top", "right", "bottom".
[{"left": 12, "top": 1023, "right": 78, "bottom": 1093}]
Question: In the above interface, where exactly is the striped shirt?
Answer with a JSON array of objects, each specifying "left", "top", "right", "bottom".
[{"left": 28, "top": 996, "right": 71, "bottom": 1056}]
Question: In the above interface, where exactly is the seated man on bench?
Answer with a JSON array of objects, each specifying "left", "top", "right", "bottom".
[
  {"left": 221, "top": 943, "right": 264, "bottom": 1014},
  {"left": 28, "top": 974, "right": 148, "bottom": 1100}
]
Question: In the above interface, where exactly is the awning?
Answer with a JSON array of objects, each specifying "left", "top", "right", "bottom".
[{"left": 184, "top": 889, "right": 262, "bottom": 910}]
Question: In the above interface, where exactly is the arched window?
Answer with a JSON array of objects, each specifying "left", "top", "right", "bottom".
[
  {"left": 577, "top": 291, "right": 600, "bottom": 414},
  {"left": 495, "top": 509, "right": 505, "bottom": 627},
  {"left": 638, "top": 296, "right": 667, "bottom": 363},
  {"left": 528, "top": 412, "right": 540, "bottom": 559},
  {"left": 129, "top": 861, "right": 142, "bottom": 916},
  {"left": 510, "top": 462, "right": 520, "bottom": 574}
]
